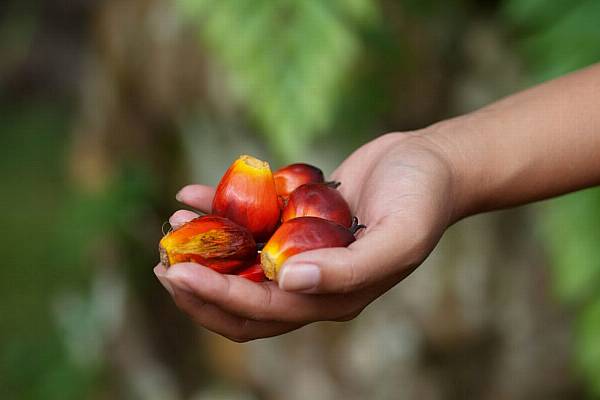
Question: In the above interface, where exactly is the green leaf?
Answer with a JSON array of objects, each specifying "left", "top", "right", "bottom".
[
  {"left": 177, "top": 0, "right": 378, "bottom": 161},
  {"left": 539, "top": 188, "right": 600, "bottom": 304},
  {"left": 576, "top": 297, "right": 600, "bottom": 397},
  {"left": 504, "top": 0, "right": 600, "bottom": 81}
]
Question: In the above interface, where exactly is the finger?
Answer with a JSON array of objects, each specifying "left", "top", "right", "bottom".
[
  {"left": 173, "top": 288, "right": 301, "bottom": 342},
  {"left": 163, "top": 263, "right": 363, "bottom": 323},
  {"left": 155, "top": 263, "right": 174, "bottom": 295},
  {"left": 278, "top": 215, "right": 433, "bottom": 294},
  {"left": 169, "top": 210, "right": 199, "bottom": 228},
  {"left": 154, "top": 265, "right": 300, "bottom": 341},
  {"left": 176, "top": 184, "right": 215, "bottom": 212}
]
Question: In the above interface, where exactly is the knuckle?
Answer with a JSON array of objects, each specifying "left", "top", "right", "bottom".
[
  {"left": 243, "top": 283, "right": 272, "bottom": 321},
  {"left": 260, "top": 284, "right": 273, "bottom": 311},
  {"left": 322, "top": 248, "right": 364, "bottom": 294},
  {"left": 221, "top": 277, "right": 232, "bottom": 302},
  {"left": 338, "top": 259, "right": 362, "bottom": 294}
]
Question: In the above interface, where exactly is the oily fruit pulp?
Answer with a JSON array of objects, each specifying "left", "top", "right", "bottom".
[
  {"left": 212, "top": 155, "right": 280, "bottom": 241},
  {"left": 159, "top": 215, "right": 256, "bottom": 273},
  {"left": 273, "top": 163, "right": 325, "bottom": 200},
  {"left": 282, "top": 183, "right": 352, "bottom": 227},
  {"left": 235, "top": 262, "right": 266, "bottom": 282},
  {"left": 260, "top": 216, "right": 356, "bottom": 280}
]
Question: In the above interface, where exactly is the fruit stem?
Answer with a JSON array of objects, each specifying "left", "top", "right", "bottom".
[
  {"left": 349, "top": 216, "right": 366, "bottom": 235},
  {"left": 161, "top": 221, "right": 172, "bottom": 236}
]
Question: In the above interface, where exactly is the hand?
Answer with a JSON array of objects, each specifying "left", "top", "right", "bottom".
[{"left": 154, "top": 130, "right": 460, "bottom": 342}]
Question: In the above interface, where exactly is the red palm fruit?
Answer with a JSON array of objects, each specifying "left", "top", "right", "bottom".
[
  {"left": 260, "top": 216, "right": 356, "bottom": 280},
  {"left": 235, "top": 262, "right": 266, "bottom": 282},
  {"left": 281, "top": 183, "right": 353, "bottom": 227},
  {"left": 212, "top": 155, "right": 280, "bottom": 241},
  {"left": 159, "top": 215, "right": 256, "bottom": 273},
  {"left": 273, "top": 163, "right": 325, "bottom": 199}
]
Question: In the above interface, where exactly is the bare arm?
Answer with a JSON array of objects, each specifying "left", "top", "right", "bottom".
[
  {"left": 157, "top": 63, "right": 600, "bottom": 342},
  {"left": 429, "top": 62, "right": 600, "bottom": 219}
]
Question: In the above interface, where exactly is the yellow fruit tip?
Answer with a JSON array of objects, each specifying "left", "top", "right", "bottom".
[
  {"left": 240, "top": 155, "right": 269, "bottom": 170},
  {"left": 260, "top": 252, "right": 276, "bottom": 280}
]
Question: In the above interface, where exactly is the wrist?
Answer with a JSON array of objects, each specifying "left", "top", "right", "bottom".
[{"left": 419, "top": 116, "right": 485, "bottom": 222}]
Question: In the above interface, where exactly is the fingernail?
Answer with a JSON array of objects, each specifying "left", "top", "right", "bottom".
[
  {"left": 278, "top": 263, "right": 320, "bottom": 292},
  {"left": 154, "top": 268, "right": 175, "bottom": 296},
  {"left": 175, "top": 190, "right": 183, "bottom": 202}
]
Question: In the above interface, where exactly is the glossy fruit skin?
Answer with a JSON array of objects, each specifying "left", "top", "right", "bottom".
[
  {"left": 235, "top": 262, "right": 266, "bottom": 282},
  {"left": 159, "top": 215, "right": 256, "bottom": 273},
  {"left": 282, "top": 183, "right": 352, "bottom": 227},
  {"left": 212, "top": 155, "right": 280, "bottom": 241},
  {"left": 260, "top": 216, "right": 355, "bottom": 280},
  {"left": 273, "top": 163, "right": 325, "bottom": 199}
]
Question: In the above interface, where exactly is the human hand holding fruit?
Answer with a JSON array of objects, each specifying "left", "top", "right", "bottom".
[
  {"left": 153, "top": 63, "right": 600, "bottom": 341},
  {"left": 154, "top": 130, "right": 458, "bottom": 341}
]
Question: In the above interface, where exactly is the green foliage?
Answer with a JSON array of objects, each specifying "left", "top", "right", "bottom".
[
  {"left": 0, "top": 103, "right": 154, "bottom": 399},
  {"left": 0, "top": 1, "right": 39, "bottom": 78},
  {"left": 504, "top": 0, "right": 600, "bottom": 82},
  {"left": 177, "top": 0, "right": 378, "bottom": 161},
  {"left": 504, "top": 0, "right": 600, "bottom": 397},
  {"left": 539, "top": 188, "right": 600, "bottom": 398},
  {"left": 577, "top": 297, "right": 600, "bottom": 396},
  {"left": 0, "top": 103, "right": 100, "bottom": 399},
  {"left": 541, "top": 189, "right": 600, "bottom": 304}
]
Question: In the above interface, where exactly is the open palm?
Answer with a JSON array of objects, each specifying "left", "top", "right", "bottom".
[{"left": 155, "top": 131, "right": 457, "bottom": 341}]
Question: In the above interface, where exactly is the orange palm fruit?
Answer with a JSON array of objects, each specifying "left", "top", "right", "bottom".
[
  {"left": 281, "top": 183, "right": 353, "bottom": 227},
  {"left": 260, "top": 216, "right": 356, "bottom": 280},
  {"left": 159, "top": 215, "right": 256, "bottom": 273},
  {"left": 235, "top": 261, "right": 266, "bottom": 282},
  {"left": 273, "top": 163, "right": 325, "bottom": 199},
  {"left": 212, "top": 155, "right": 280, "bottom": 241}
]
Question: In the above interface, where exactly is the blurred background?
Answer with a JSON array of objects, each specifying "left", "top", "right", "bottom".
[{"left": 1, "top": 0, "right": 600, "bottom": 399}]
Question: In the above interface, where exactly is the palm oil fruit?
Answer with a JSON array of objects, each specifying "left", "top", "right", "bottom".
[
  {"left": 159, "top": 215, "right": 256, "bottom": 273},
  {"left": 212, "top": 155, "right": 280, "bottom": 242},
  {"left": 235, "top": 262, "right": 266, "bottom": 282},
  {"left": 161, "top": 155, "right": 365, "bottom": 283},
  {"left": 273, "top": 163, "right": 325, "bottom": 199},
  {"left": 282, "top": 183, "right": 353, "bottom": 227},
  {"left": 260, "top": 216, "right": 356, "bottom": 280}
]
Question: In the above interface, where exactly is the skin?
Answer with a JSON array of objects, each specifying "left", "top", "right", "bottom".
[{"left": 155, "top": 62, "right": 600, "bottom": 342}]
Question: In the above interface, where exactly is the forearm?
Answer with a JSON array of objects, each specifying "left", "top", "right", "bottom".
[{"left": 429, "top": 62, "right": 600, "bottom": 219}]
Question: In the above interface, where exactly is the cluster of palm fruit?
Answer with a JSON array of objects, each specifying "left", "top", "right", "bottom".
[{"left": 159, "top": 155, "right": 364, "bottom": 282}]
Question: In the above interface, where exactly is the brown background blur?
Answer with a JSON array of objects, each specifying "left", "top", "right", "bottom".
[{"left": 2, "top": 0, "right": 600, "bottom": 399}]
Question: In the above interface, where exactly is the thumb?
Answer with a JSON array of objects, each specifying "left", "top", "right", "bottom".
[{"left": 277, "top": 217, "right": 432, "bottom": 294}]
